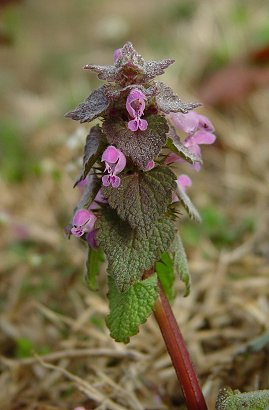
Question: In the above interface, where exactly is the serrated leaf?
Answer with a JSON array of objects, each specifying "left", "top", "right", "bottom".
[
  {"left": 216, "top": 387, "right": 269, "bottom": 410},
  {"left": 172, "top": 233, "right": 191, "bottom": 296},
  {"left": 74, "top": 126, "right": 106, "bottom": 187},
  {"left": 176, "top": 185, "right": 201, "bottom": 223},
  {"left": 84, "top": 247, "right": 104, "bottom": 291},
  {"left": 84, "top": 42, "right": 174, "bottom": 85},
  {"left": 107, "top": 274, "right": 158, "bottom": 343},
  {"left": 96, "top": 209, "right": 175, "bottom": 292},
  {"left": 166, "top": 136, "right": 202, "bottom": 165},
  {"left": 155, "top": 82, "right": 201, "bottom": 114},
  {"left": 156, "top": 253, "right": 175, "bottom": 301},
  {"left": 102, "top": 166, "right": 176, "bottom": 234},
  {"left": 103, "top": 115, "right": 168, "bottom": 168},
  {"left": 65, "top": 85, "right": 110, "bottom": 123}
]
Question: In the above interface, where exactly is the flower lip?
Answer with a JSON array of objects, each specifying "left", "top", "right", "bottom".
[{"left": 101, "top": 146, "right": 126, "bottom": 188}]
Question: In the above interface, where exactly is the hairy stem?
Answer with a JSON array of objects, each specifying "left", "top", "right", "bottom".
[{"left": 144, "top": 268, "right": 208, "bottom": 410}]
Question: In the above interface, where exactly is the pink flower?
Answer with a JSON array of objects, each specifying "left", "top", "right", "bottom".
[
  {"left": 167, "top": 111, "right": 216, "bottom": 171},
  {"left": 113, "top": 48, "right": 122, "bottom": 62},
  {"left": 86, "top": 229, "right": 97, "bottom": 249},
  {"left": 101, "top": 146, "right": 126, "bottom": 188},
  {"left": 126, "top": 89, "right": 148, "bottom": 132},
  {"left": 71, "top": 209, "right": 96, "bottom": 237},
  {"left": 144, "top": 160, "right": 155, "bottom": 171},
  {"left": 177, "top": 174, "right": 192, "bottom": 192},
  {"left": 172, "top": 174, "right": 192, "bottom": 202},
  {"left": 89, "top": 189, "right": 107, "bottom": 210}
]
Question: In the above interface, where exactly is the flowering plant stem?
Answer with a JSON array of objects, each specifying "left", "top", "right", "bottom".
[{"left": 144, "top": 269, "right": 208, "bottom": 410}]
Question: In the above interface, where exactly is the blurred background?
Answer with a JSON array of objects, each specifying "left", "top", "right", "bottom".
[{"left": 1, "top": 0, "right": 269, "bottom": 409}]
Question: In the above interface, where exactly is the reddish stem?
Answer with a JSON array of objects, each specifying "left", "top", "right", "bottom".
[{"left": 144, "top": 269, "right": 208, "bottom": 410}]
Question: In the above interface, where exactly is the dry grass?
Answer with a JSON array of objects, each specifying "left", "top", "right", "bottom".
[{"left": 1, "top": 0, "right": 269, "bottom": 409}]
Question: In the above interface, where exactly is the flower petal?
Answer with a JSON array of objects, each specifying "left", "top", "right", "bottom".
[
  {"left": 102, "top": 175, "right": 111, "bottom": 186},
  {"left": 192, "top": 130, "right": 216, "bottom": 145},
  {"left": 177, "top": 174, "right": 192, "bottom": 191},
  {"left": 169, "top": 111, "right": 199, "bottom": 133},
  {"left": 145, "top": 160, "right": 155, "bottom": 171},
  {"left": 101, "top": 146, "right": 119, "bottom": 163},
  {"left": 72, "top": 209, "right": 93, "bottom": 227},
  {"left": 138, "top": 118, "right": 148, "bottom": 131},
  {"left": 114, "top": 150, "right": 126, "bottom": 174},
  {"left": 86, "top": 229, "right": 97, "bottom": 249},
  {"left": 113, "top": 48, "right": 122, "bottom": 63},
  {"left": 128, "top": 119, "right": 139, "bottom": 131},
  {"left": 111, "top": 175, "right": 121, "bottom": 188},
  {"left": 197, "top": 114, "right": 215, "bottom": 132}
]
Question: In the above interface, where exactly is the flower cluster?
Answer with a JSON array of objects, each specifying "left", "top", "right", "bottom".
[{"left": 65, "top": 43, "right": 216, "bottom": 341}]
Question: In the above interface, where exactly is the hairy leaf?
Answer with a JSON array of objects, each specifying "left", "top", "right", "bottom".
[
  {"left": 96, "top": 209, "right": 175, "bottom": 291},
  {"left": 176, "top": 184, "right": 201, "bottom": 223},
  {"left": 84, "top": 247, "right": 104, "bottom": 291},
  {"left": 102, "top": 166, "right": 176, "bottom": 234},
  {"left": 156, "top": 81, "right": 201, "bottom": 114},
  {"left": 166, "top": 135, "right": 202, "bottom": 165},
  {"left": 103, "top": 115, "right": 168, "bottom": 168},
  {"left": 155, "top": 82, "right": 201, "bottom": 114},
  {"left": 74, "top": 126, "right": 106, "bottom": 187},
  {"left": 84, "top": 42, "right": 174, "bottom": 85},
  {"left": 156, "top": 253, "right": 175, "bottom": 301},
  {"left": 216, "top": 387, "right": 269, "bottom": 410},
  {"left": 107, "top": 274, "right": 158, "bottom": 343},
  {"left": 65, "top": 85, "right": 110, "bottom": 123},
  {"left": 172, "top": 233, "right": 191, "bottom": 296}
]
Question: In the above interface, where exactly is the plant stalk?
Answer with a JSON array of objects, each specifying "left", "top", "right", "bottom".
[{"left": 144, "top": 269, "right": 208, "bottom": 410}]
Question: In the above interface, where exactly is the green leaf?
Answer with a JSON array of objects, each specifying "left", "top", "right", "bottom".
[
  {"left": 102, "top": 166, "right": 176, "bottom": 234},
  {"left": 156, "top": 252, "right": 175, "bottom": 301},
  {"left": 176, "top": 184, "right": 201, "bottom": 223},
  {"left": 103, "top": 115, "right": 168, "bottom": 169},
  {"left": 84, "top": 247, "right": 104, "bottom": 291},
  {"left": 107, "top": 274, "right": 159, "bottom": 343},
  {"left": 74, "top": 125, "right": 106, "bottom": 187},
  {"left": 96, "top": 209, "right": 175, "bottom": 291},
  {"left": 172, "top": 233, "right": 191, "bottom": 296},
  {"left": 216, "top": 387, "right": 269, "bottom": 410}
]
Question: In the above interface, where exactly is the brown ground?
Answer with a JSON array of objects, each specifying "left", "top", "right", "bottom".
[{"left": 0, "top": 0, "right": 269, "bottom": 409}]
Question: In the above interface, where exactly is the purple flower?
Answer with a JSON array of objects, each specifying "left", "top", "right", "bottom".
[
  {"left": 177, "top": 174, "right": 192, "bottom": 192},
  {"left": 113, "top": 48, "right": 122, "bottom": 62},
  {"left": 71, "top": 209, "right": 96, "bottom": 237},
  {"left": 172, "top": 174, "right": 192, "bottom": 202},
  {"left": 167, "top": 111, "right": 216, "bottom": 171},
  {"left": 86, "top": 229, "right": 97, "bottom": 249},
  {"left": 126, "top": 89, "right": 148, "bottom": 132},
  {"left": 144, "top": 160, "right": 155, "bottom": 171},
  {"left": 101, "top": 146, "right": 126, "bottom": 188},
  {"left": 89, "top": 189, "right": 107, "bottom": 210}
]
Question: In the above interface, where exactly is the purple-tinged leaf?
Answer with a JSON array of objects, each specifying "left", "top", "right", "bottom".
[
  {"left": 103, "top": 115, "right": 169, "bottom": 168},
  {"left": 155, "top": 82, "right": 201, "bottom": 114},
  {"left": 74, "top": 126, "right": 106, "bottom": 187},
  {"left": 65, "top": 85, "right": 110, "bottom": 123},
  {"left": 84, "top": 42, "right": 175, "bottom": 85},
  {"left": 143, "top": 60, "right": 175, "bottom": 81},
  {"left": 102, "top": 166, "right": 176, "bottom": 234},
  {"left": 166, "top": 126, "right": 202, "bottom": 165}
]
